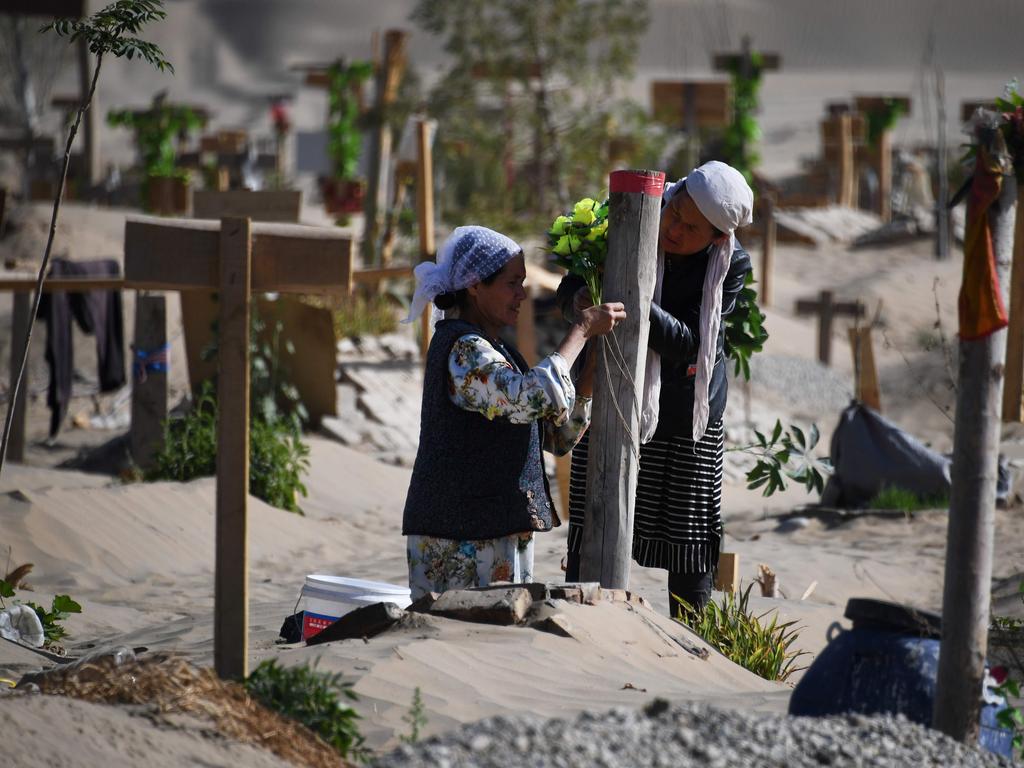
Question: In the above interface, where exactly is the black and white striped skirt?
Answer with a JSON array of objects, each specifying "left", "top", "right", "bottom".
[{"left": 566, "top": 421, "right": 724, "bottom": 574}]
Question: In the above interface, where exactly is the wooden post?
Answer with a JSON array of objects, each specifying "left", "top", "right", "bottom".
[
  {"left": 416, "top": 118, "right": 435, "bottom": 363},
  {"left": 760, "top": 194, "right": 776, "bottom": 306},
  {"left": 1002, "top": 202, "right": 1024, "bottom": 422},
  {"left": 821, "top": 113, "right": 855, "bottom": 208},
  {"left": 578, "top": 169, "right": 662, "bottom": 589},
  {"left": 795, "top": 290, "right": 864, "bottom": 365},
  {"left": 362, "top": 29, "right": 408, "bottom": 267},
  {"left": 7, "top": 292, "right": 30, "bottom": 463},
  {"left": 214, "top": 217, "right": 252, "bottom": 681},
  {"left": 848, "top": 325, "right": 882, "bottom": 412},
  {"left": 933, "top": 168, "right": 1016, "bottom": 742},
  {"left": 129, "top": 293, "right": 168, "bottom": 470},
  {"left": 878, "top": 128, "right": 893, "bottom": 223},
  {"left": 715, "top": 553, "right": 740, "bottom": 593}
]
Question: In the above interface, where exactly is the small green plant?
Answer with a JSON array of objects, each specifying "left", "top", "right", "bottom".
[
  {"left": 146, "top": 381, "right": 310, "bottom": 513},
  {"left": 864, "top": 98, "right": 906, "bottom": 149},
  {"left": 731, "top": 420, "right": 831, "bottom": 497},
  {"left": 721, "top": 48, "right": 765, "bottom": 184},
  {"left": 400, "top": 686, "right": 428, "bottom": 744},
  {"left": 867, "top": 485, "right": 949, "bottom": 512},
  {"left": 724, "top": 272, "right": 768, "bottom": 381},
  {"left": 327, "top": 293, "right": 400, "bottom": 340},
  {"left": 674, "top": 583, "right": 807, "bottom": 682},
  {"left": 0, "top": 579, "right": 82, "bottom": 645},
  {"left": 245, "top": 660, "right": 368, "bottom": 763}
]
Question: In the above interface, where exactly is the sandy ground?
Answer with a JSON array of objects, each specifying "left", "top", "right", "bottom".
[{"left": 1, "top": 196, "right": 1022, "bottom": 764}]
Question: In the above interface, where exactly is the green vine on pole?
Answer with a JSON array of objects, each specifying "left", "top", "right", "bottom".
[
  {"left": 864, "top": 98, "right": 906, "bottom": 149},
  {"left": 0, "top": 0, "right": 173, "bottom": 482},
  {"left": 327, "top": 60, "right": 374, "bottom": 182},
  {"left": 721, "top": 51, "right": 763, "bottom": 185}
]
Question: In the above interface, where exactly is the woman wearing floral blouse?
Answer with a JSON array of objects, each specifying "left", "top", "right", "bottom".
[{"left": 400, "top": 226, "right": 625, "bottom": 599}]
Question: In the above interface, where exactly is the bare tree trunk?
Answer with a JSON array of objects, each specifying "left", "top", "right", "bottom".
[
  {"left": 933, "top": 167, "right": 1016, "bottom": 742},
  {"left": 0, "top": 54, "right": 103, "bottom": 477}
]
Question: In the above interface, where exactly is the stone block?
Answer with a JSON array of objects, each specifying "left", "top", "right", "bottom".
[{"left": 429, "top": 587, "right": 533, "bottom": 625}]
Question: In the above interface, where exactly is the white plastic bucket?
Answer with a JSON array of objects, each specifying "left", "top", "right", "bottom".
[{"left": 300, "top": 575, "right": 411, "bottom": 640}]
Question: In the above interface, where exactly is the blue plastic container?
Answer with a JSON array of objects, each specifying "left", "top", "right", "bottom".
[{"left": 789, "top": 600, "right": 1014, "bottom": 759}]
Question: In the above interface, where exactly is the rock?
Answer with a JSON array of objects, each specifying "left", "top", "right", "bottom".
[
  {"left": 406, "top": 592, "right": 440, "bottom": 614},
  {"left": 547, "top": 586, "right": 583, "bottom": 603},
  {"left": 429, "top": 587, "right": 533, "bottom": 625},
  {"left": 469, "top": 582, "right": 549, "bottom": 602},
  {"left": 600, "top": 588, "right": 629, "bottom": 603},
  {"left": 305, "top": 601, "right": 405, "bottom": 646}
]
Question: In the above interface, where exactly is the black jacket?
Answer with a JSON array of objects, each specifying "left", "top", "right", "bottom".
[{"left": 556, "top": 244, "right": 752, "bottom": 438}]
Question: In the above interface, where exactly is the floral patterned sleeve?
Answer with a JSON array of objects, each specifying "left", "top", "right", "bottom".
[
  {"left": 543, "top": 395, "right": 591, "bottom": 456},
  {"left": 448, "top": 334, "right": 580, "bottom": 428}
]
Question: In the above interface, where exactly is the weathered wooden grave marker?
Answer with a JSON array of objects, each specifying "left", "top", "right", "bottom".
[
  {"left": 795, "top": 290, "right": 864, "bottom": 366},
  {"left": 124, "top": 216, "right": 353, "bottom": 680},
  {"left": 853, "top": 95, "right": 912, "bottom": 223},
  {"left": 415, "top": 118, "right": 436, "bottom": 362},
  {"left": 760, "top": 192, "right": 776, "bottom": 306},
  {"left": 579, "top": 170, "right": 662, "bottom": 589},
  {"left": 1002, "top": 198, "right": 1024, "bottom": 423}
]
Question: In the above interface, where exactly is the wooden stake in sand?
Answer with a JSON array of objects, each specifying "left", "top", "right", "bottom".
[
  {"left": 123, "top": 216, "right": 354, "bottom": 680},
  {"left": 416, "top": 118, "right": 436, "bottom": 364},
  {"left": 129, "top": 293, "right": 168, "bottom": 470},
  {"left": 1002, "top": 201, "right": 1024, "bottom": 423},
  {"left": 578, "top": 170, "right": 661, "bottom": 589},
  {"left": 933, "top": 135, "right": 1016, "bottom": 743}
]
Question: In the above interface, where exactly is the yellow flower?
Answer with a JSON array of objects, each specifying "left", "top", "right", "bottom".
[
  {"left": 552, "top": 234, "right": 582, "bottom": 256},
  {"left": 549, "top": 215, "right": 571, "bottom": 236},
  {"left": 585, "top": 220, "right": 608, "bottom": 241},
  {"left": 573, "top": 198, "right": 597, "bottom": 225}
]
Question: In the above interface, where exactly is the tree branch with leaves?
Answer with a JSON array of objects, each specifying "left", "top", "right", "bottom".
[{"left": 0, "top": 0, "right": 173, "bottom": 479}]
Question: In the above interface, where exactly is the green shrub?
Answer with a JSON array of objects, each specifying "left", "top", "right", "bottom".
[
  {"left": 245, "top": 660, "right": 368, "bottom": 762},
  {"left": 674, "top": 584, "right": 806, "bottom": 682},
  {"left": 867, "top": 485, "right": 948, "bottom": 512},
  {"left": 146, "top": 381, "right": 310, "bottom": 514}
]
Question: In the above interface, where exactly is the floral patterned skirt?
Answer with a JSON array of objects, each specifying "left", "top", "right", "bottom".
[{"left": 406, "top": 533, "right": 534, "bottom": 600}]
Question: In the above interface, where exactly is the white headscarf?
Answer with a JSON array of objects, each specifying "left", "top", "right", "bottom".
[
  {"left": 403, "top": 225, "right": 522, "bottom": 324},
  {"left": 641, "top": 161, "right": 753, "bottom": 443}
]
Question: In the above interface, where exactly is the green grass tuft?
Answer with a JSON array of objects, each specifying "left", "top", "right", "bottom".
[{"left": 867, "top": 485, "right": 948, "bottom": 512}]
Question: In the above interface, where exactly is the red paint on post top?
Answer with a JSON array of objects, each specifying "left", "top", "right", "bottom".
[{"left": 609, "top": 170, "right": 666, "bottom": 196}]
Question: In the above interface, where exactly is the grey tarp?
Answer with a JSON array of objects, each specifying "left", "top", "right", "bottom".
[{"left": 820, "top": 402, "right": 951, "bottom": 508}]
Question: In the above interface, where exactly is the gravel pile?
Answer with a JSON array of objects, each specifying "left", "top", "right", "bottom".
[
  {"left": 372, "top": 700, "right": 1011, "bottom": 768},
  {"left": 744, "top": 353, "right": 853, "bottom": 416}
]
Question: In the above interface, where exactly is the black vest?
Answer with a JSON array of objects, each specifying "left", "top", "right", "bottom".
[{"left": 401, "top": 319, "right": 556, "bottom": 540}]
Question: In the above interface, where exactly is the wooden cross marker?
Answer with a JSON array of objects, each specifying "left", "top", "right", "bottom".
[
  {"left": 794, "top": 290, "right": 864, "bottom": 366},
  {"left": 124, "top": 216, "right": 353, "bottom": 680}
]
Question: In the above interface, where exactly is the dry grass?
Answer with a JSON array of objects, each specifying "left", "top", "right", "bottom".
[{"left": 25, "top": 652, "right": 352, "bottom": 768}]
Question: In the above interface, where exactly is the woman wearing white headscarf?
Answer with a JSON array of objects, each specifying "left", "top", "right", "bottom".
[
  {"left": 401, "top": 225, "right": 626, "bottom": 599},
  {"left": 559, "top": 161, "right": 754, "bottom": 614}
]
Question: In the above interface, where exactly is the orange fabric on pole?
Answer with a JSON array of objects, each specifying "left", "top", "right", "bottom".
[{"left": 959, "top": 146, "right": 1010, "bottom": 340}]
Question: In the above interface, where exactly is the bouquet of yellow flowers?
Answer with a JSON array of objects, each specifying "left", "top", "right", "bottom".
[{"left": 547, "top": 197, "right": 609, "bottom": 304}]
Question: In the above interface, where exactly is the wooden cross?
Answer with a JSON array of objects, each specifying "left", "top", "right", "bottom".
[
  {"left": 124, "top": 216, "right": 353, "bottom": 680},
  {"left": 712, "top": 36, "right": 781, "bottom": 161},
  {"left": 794, "top": 290, "right": 864, "bottom": 366}
]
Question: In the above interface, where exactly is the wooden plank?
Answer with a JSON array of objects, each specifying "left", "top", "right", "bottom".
[
  {"left": 353, "top": 265, "right": 414, "bottom": 284},
  {"left": 124, "top": 217, "right": 354, "bottom": 294},
  {"left": 129, "top": 294, "right": 168, "bottom": 470},
  {"left": 193, "top": 190, "right": 302, "bottom": 223},
  {"left": 579, "top": 170, "right": 662, "bottom": 589},
  {"left": 7, "top": 292, "right": 30, "bottom": 463},
  {"left": 848, "top": 326, "right": 882, "bottom": 412},
  {"left": 214, "top": 217, "right": 252, "bottom": 681},
  {"left": 714, "top": 552, "right": 739, "bottom": 593},
  {"left": 416, "top": 119, "right": 436, "bottom": 363},
  {"left": 1003, "top": 202, "right": 1024, "bottom": 422},
  {"left": 759, "top": 194, "right": 775, "bottom": 306},
  {"left": 650, "top": 80, "right": 731, "bottom": 130}
]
